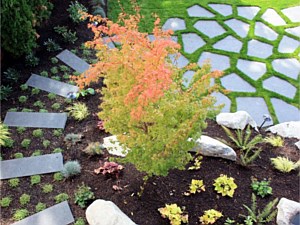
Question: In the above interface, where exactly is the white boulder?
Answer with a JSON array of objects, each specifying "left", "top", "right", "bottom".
[
  {"left": 295, "top": 141, "right": 300, "bottom": 150},
  {"left": 216, "top": 111, "right": 258, "bottom": 130},
  {"left": 266, "top": 121, "right": 300, "bottom": 139},
  {"left": 103, "top": 136, "right": 128, "bottom": 157},
  {"left": 86, "top": 199, "right": 136, "bottom": 225},
  {"left": 277, "top": 198, "right": 300, "bottom": 225},
  {"left": 190, "top": 135, "right": 236, "bottom": 161}
]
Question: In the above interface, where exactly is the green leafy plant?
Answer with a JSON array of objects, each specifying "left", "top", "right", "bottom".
[
  {"left": 241, "top": 193, "right": 278, "bottom": 224},
  {"left": 48, "top": 93, "right": 57, "bottom": 100},
  {"left": 199, "top": 209, "right": 223, "bottom": 224},
  {"left": 61, "top": 160, "right": 81, "bottom": 178},
  {"left": 94, "top": 161, "right": 124, "bottom": 179},
  {"left": 82, "top": 142, "right": 104, "bottom": 156},
  {"left": 0, "top": 122, "right": 11, "bottom": 146},
  {"left": 25, "top": 53, "right": 40, "bottom": 67},
  {"left": 42, "top": 184, "right": 53, "bottom": 193},
  {"left": 188, "top": 155, "right": 203, "bottom": 170},
  {"left": 35, "top": 202, "right": 46, "bottom": 212},
  {"left": 53, "top": 129, "right": 63, "bottom": 137},
  {"left": 158, "top": 204, "right": 188, "bottom": 225},
  {"left": 270, "top": 157, "right": 300, "bottom": 173},
  {"left": 53, "top": 147, "right": 64, "bottom": 153},
  {"left": 224, "top": 218, "right": 235, "bottom": 225},
  {"left": 50, "top": 66, "right": 59, "bottom": 74},
  {"left": 31, "top": 175, "right": 41, "bottom": 185},
  {"left": 18, "top": 95, "right": 28, "bottom": 103},
  {"left": 184, "top": 179, "right": 205, "bottom": 196},
  {"left": 22, "top": 108, "right": 33, "bottom": 112},
  {"left": 13, "top": 209, "right": 29, "bottom": 221},
  {"left": 51, "top": 57, "right": 59, "bottom": 64},
  {"left": 76, "top": 88, "right": 95, "bottom": 98},
  {"left": 64, "top": 133, "right": 84, "bottom": 146},
  {"left": 43, "top": 139, "right": 51, "bottom": 148},
  {"left": 0, "top": 85, "right": 13, "bottom": 101},
  {"left": 31, "top": 88, "right": 40, "bottom": 95},
  {"left": 19, "top": 194, "right": 31, "bottom": 206},
  {"left": 39, "top": 109, "right": 48, "bottom": 113},
  {"left": 213, "top": 174, "right": 237, "bottom": 197},
  {"left": 34, "top": 101, "right": 45, "bottom": 108},
  {"left": 53, "top": 172, "right": 64, "bottom": 181},
  {"left": 44, "top": 38, "right": 62, "bottom": 52},
  {"left": 4, "top": 68, "right": 20, "bottom": 83},
  {"left": 59, "top": 65, "right": 70, "bottom": 72},
  {"left": 251, "top": 179, "right": 272, "bottom": 198},
  {"left": 74, "top": 183, "right": 95, "bottom": 208},
  {"left": 74, "top": 218, "right": 86, "bottom": 225},
  {"left": 4, "top": 138, "right": 14, "bottom": 148},
  {"left": 31, "top": 150, "right": 42, "bottom": 156},
  {"left": 0, "top": 197, "right": 12, "bottom": 208},
  {"left": 14, "top": 152, "right": 24, "bottom": 159},
  {"left": 20, "top": 84, "right": 29, "bottom": 91},
  {"left": 51, "top": 103, "right": 61, "bottom": 110},
  {"left": 67, "top": 1, "right": 87, "bottom": 23},
  {"left": 33, "top": 129, "right": 44, "bottom": 138},
  {"left": 21, "top": 138, "right": 31, "bottom": 149},
  {"left": 264, "top": 136, "right": 284, "bottom": 147},
  {"left": 40, "top": 71, "right": 49, "bottom": 77},
  {"left": 8, "top": 178, "right": 20, "bottom": 188},
  {"left": 63, "top": 73, "right": 70, "bottom": 79},
  {"left": 66, "top": 102, "right": 90, "bottom": 121},
  {"left": 51, "top": 76, "right": 61, "bottom": 81},
  {"left": 54, "top": 193, "right": 69, "bottom": 203}
]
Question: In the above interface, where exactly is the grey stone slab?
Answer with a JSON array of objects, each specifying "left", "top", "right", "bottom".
[
  {"left": 26, "top": 74, "right": 79, "bottom": 98},
  {"left": 278, "top": 36, "right": 299, "bottom": 53},
  {"left": 285, "top": 26, "right": 300, "bottom": 37},
  {"left": 281, "top": 6, "right": 300, "bottom": 23},
  {"left": 237, "top": 59, "right": 266, "bottom": 81},
  {"left": 187, "top": 5, "right": 215, "bottom": 18},
  {"left": 198, "top": 52, "right": 230, "bottom": 71},
  {"left": 224, "top": 19, "right": 250, "bottom": 38},
  {"left": 237, "top": 6, "right": 260, "bottom": 20},
  {"left": 247, "top": 40, "right": 273, "bottom": 59},
  {"left": 213, "top": 35, "right": 243, "bottom": 53},
  {"left": 162, "top": 18, "right": 186, "bottom": 31},
  {"left": 208, "top": 4, "right": 232, "bottom": 16},
  {"left": 263, "top": 76, "right": 297, "bottom": 99},
  {"left": 12, "top": 201, "right": 74, "bottom": 225},
  {"left": 4, "top": 112, "right": 67, "bottom": 129},
  {"left": 102, "top": 37, "right": 116, "bottom": 49},
  {"left": 272, "top": 58, "right": 300, "bottom": 80},
  {"left": 211, "top": 92, "right": 231, "bottom": 113},
  {"left": 0, "top": 153, "right": 63, "bottom": 179},
  {"left": 261, "top": 9, "right": 286, "bottom": 26},
  {"left": 182, "top": 70, "right": 195, "bottom": 88},
  {"left": 182, "top": 33, "right": 205, "bottom": 54},
  {"left": 271, "top": 98, "right": 300, "bottom": 123},
  {"left": 56, "top": 49, "right": 90, "bottom": 73},
  {"left": 147, "top": 35, "right": 178, "bottom": 43},
  {"left": 236, "top": 97, "right": 272, "bottom": 127},
  {"left": 255, "top": 22, "right": 278, "bottom": 41},
  {"left": 194, "top": 21, "right": 226, "bottom": 38},
  {"left": 168, "top": 54, "right": 189, "bottom": 68},
  {"left": 221, "top": 73, "right": 256, "bottom": 92}
]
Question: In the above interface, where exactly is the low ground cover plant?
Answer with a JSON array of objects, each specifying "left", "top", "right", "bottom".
[
  {"left": 251, "top": 179, "right": 272, "bottom": 198},
  {"left": 199, "top": 209, "right": 223, "bottom": 224},
  {"left": 61, "top": 161, "right": 82, "bottom": 178},
  {"left": 213, "top": 174, "right": 237, "bottom": 197},
  {"left": 270, "top": 157, "right": 300, "bottom": 173},
  {"left": 158, "top": 204, "right": 188, "bottom": 225},
  {"left": 66, "top": 103, "right": 90, "bottom": 121},
  {"left": 184, "top": 179, "right": 205, "bottom": 196},
  {"left": 74, "top": 184, "right": 95, "bottom": 208},
  {"left": 0, "top": 122, "right": 11, "bottom": 146},
  {"left": 0, "top": 197, "right": 12, "bottom": 208}
]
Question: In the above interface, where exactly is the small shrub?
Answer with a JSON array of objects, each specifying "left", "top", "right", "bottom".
[
  {"left": 158, "top": 204, "right": 188, "bottom": 225},
  {"left": 74, "top": 218, "right": 86, "bottom": 225},
  {"left": 270, "top": 157, "right": 300, "bottom": 173},
  {"left": 39, "top": 109, "right": 48, "bottom": 113},
  {"left": 51, "top": 76, "right": 61, "bottom": 81},
  {"left": 25, "top": 53, "right": 39, "bottom": 67},
  {"left": 63, "top": 73, "right": 70, "bottom": 79},
  {"left": 61, "top": 160, "right": 81, "bottom": 178},
  {"left": 19, "top": 194, "right": 30, "bottom": 206},
  {"left": 42, "top": 139, "right": 51, "bottom": 148},
  {"left": 199, "top": 209, "right": 223, "bottom": 225},
  {"left": 82, "top": 142, "right": 104, "bottom": 156},
  {"left": 0, "top": 85, "right": 12, "bottom": 100},
  {"left": 51, "top": 57, "right": 59, "bottom": 64},
  {"left": 251, "top": 179, "right": 272, "bottom": 198},
  {"left": 94, "top": 161, "right": 123, "bottom": 179},
  {"left": 50, "top": 66, "right": 59, "bottom": 74},
  {"left": 0, "top": 122, "right": 11, "bottom": 146},
  {"left": 184, "top": 179, "right": 205, "bottom": 196},
  {"left": 76, "top": 88, "right": 95, "bottom": 98},
  {"left": 66, "top": 102, "right": 90, "bottom": 121},
  {"left": 44, "top": 38, "right": 62, "bottom": 52},
  {"left": 74, "top": 183, "right": 95, "bottom": 208},
  {"left": 33, "top": 101, "right": 45, "bottom": 109},
  {"left": 48, "top": 93, "right": 57, "bottom": 100},
  {"left": 53, "top": 147, "right": 64, "bottom": 153},
  {"left": 53, "top": 172, "right": 64, "bottom": 181},
  {"left": 53, "top": 129, "right": 63, "bottom": 137},
  {"left": 20, "top": 84, "right": 28, "bottom": 91},
  {"left": 42, "top": 184, "right": 53, "bottom": 193},
  {"left": 40, "top": 71, "right": 49, "bottom": 77},
  {"left": 64, "top": 133, "right": 84, "bottom": 146},
  {"left": 14, "top": 152, "right": 24, "bottom": 159},
  {"left": 264, "top": 136, "right": 284, "bottom": 147},
  {"left": 4, "top": 138, "right": 14, "bottom": 148},
  {"left": 0, "top": 197, "right": 12, "bottom": 207},
  {"left": 31, "top": 88, "right": 40, "bottom": 95},
  {"left": 31, "top": 150, "right": 42, "bottom": 156},
  {"left": 67, "top": 1, "right": 87, "bottom": 23},
  {"left": 21, "top": 139, "right": 31, "bottom": 149},
  {"left": 8, "top": 178, "right": 20, "bottom": 188},
  {"left": 224, "top": 218, "right": 235, "bottom": 225},
  {"left": 31, "top": 175, "right": 41, "bottom": 185},
  {"left": 4, "top": 68, "right": 20, "bottom": 83},
  {"left": 59, "top": 65, "right": 70, "bottom": 72},
  {"left": 35, "top": 202, "right": 46, "bottom": 212},
  {"left": 213, "top": 174, "right": 237, "bottom": 198},
  {"left": 51, "top": 103, "right": 61, "bottom": 110},
  {"left": 54, "top": 193, "right": 69, "bottom": 203},
  {"left": 18, "top": 96, "right": 28, "bottom": 103},
  {"left": 13, "top": 209, "right": 29, "bottom": 221},
  {"left": 32, "top": 129, "right": 44, "bottom": 138},
  {"left": 82, "top": 49, "right": 92, "bottom": 57}
]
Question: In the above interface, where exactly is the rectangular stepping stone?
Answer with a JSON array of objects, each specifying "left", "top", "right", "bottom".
[
  {"left": 26, "top": 74, "right": 79, "bottom": 98},
  {"left": 4, "top": 112, "right": 67, "bottom": 128},
  {"left": 56, "top": 49, "right": 90, "bottom": 73},
  {"left": 0, "top": 153, "right": 63, "bottom": 179},
  {"left": 12, "top": 201, "right": 74, "bottom": 225}
]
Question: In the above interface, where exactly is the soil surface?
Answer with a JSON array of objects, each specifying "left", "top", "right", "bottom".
[{"left": 1, "top": 1, "right": 299, "bottom": 225}]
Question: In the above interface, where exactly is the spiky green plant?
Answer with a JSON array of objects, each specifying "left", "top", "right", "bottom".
[
  {"left": 66, "top": 103, "right": 90, "bottom": 121},
  {"left": 0, "top": 122, "right": 11, "bottom": 146},
  {"left": 271, "top": 157, "right": 300, "bottom": 173},
  {"left": 264, "top": 136, "right": 284, "bottom": 147}
]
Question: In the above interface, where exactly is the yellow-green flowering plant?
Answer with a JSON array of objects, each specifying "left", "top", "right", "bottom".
[
  {"left": 199, "top": 209, "right": 223, "bottom": 224},
  {"left": 213, "top": 174, "right": 237, "bottom": 197},
  {"left": 184, "top": 179, "right": 205, "bottom": 196},
  {"left": 158, "top": 204, "right": 188, "bottom": 225}
]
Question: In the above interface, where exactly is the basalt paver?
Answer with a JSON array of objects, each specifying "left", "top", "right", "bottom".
[
  {"left": 236, "top": 59, "right": 266, "bottom": 81},
  {"left": 263, "top": 76, "right": 297, "bottom": 99},
  {"left": 261, "top": 9, "right": 286, "bottom": 26},
  {"left": 208, "top": 4, "right": 232, "bottom": 16},
  {"left": 254, "top": 22, "right": 278, "bottom": 41},
  {"left": 285, "top": 26, "right": 300, "bottom": 37},
  {"left": 182, "top": 33, "right": 205, "bottom": 54},
  {"left": 187, "top": 5, "right": 215, "bottom": 18},
  {"left": 271, "top": 98, "right": 300, "bottom": 123},
  {"left": 224, "top": 19, "right": 250, "bottom": 38},
  {"left": 56, "top": 49, "right": 90, "bottom": 73},
  {"left": 278, "top": 36, "right": 299, "bottom": 53},
  {"left": 247, "top": 40, "right": 273, "bottom": 59},
  {"left": 193, "top": 21, "right": 226, "bottom": 38},
  {"left": 211, "top": 92, "right": 231, "bottom": 113},
  {"left": 272, "top": 58, "right": 300, "bottom": 80},
  {"left": 237, "top": 6, "right": 260, "bottom": 20},
  {"left": 198, "top": 52, "right": 230, "bottom": 71},
  {"left": 213, "top": 35, "right": 242, "bottom": 53},
  {"left": 169, "top": 54, "right": 189, "bottom": 68},
  {"left": 281, "top": 6, "right": 300, "bottom": 23},
  {"left": 162, "top": 18, "right": 186, "bottom": 31},
  {"left": 221, "top": 73, "right": 256, "bottom": 92},
  {"left": 182, "top": 70, "right": 195, "bottom": 88}
]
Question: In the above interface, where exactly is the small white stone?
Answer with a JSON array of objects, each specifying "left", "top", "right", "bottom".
[
  {"left": 216, "top": 111, "right": 258, "bottom": 130},
  {"left": 187, "top": 5, "right": 215, "bottom": 17},
  {"left": 272, "top": 58, "right": 300, "bottom": 80},
  {"left": 237, "top": 59, "right": 266, "bottom": 81},
  {"left": 208, "top": 4, "right": 232, "bottom": 16},
  {"left": 261, "top": 9, "right": 286, "bottom": 26},
  {"left": 267, "top": 121, "right": 300, "bottom": 139},
  {"left": 278, "top": 36, "right": 299, "bottom": 53},
  {"left": 162, "top": 18, "right": 186, "bottom": 31},
  {"left": 103, "top": 135, "right": 128, "bottom": 157},
  {"left": 277, "top": 198, "right": 300, "bottom": 225},
  {"left": 255, "top": 22, "right": 278, "bottom": 41},
  {"left": 213, "top": 35, "right": 243, "bottom": 53},
  {"left": 225, "top": 19, "right": 250, "bottom": 38},
  {"left": 182, "top": 33, "right": 205, "bottom": 54},
  {"left": 282, "top": 6, "right": 300, "bottom": 23},
  {"left": 198, "top": 52, "right": 230, "bottom": 71},
  {"left": 237, "top": 6, "right": 260, "bottom": 20}
]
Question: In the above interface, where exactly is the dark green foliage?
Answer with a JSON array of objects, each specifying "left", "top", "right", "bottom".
[
  {"left": 251, "top": 179, "right": 273, "bottom": 198},
  {"left": 54, "top": 193, "right": 69, "bottom": 203},
  {"left": 30, "top": 175, "right": 41, "bottom": 185},
  {"left": 67, "top": 1, "right": 87, "bottom": 23},
  {"left": 8, "top": 178, "right": 20, "bottom": 188},
  {"left": 14, "top": 152, "right": 24, "bottom": 158},
  {"left": 44, "top": 38, "right": 61, "bottom": 52},
  {"left": 3, "top": 68, "right": 20, "bottom": 83},
  {"left": 32, "top": 129, "right": 43, "bottom": 138},
  {"left": 4, "top": 139, "right": 14, "bottom": 148},
  {"left": 25, "top": 53, "right": 40, "bottom": 67},
  {"left": 18, "top": 96, "right": 28, "bottom": 103},
  {"left": 21, "top": 139, "right": 31, "bottom": 149},
  {"left": 35, "top": 202, "right": 46, "bottom": 212},
  {"left": 74, "top": 184, "right": 95, "bottom": 208},
  {"left": 31, "top": 88, "right": 40, "bottom": 95},
  {"left": 0, "top": 85, "right": 13, "bottom": 101},
  {"left": 54, "top": 26, "right": 78, "bottom": 44},
  {"left": 0, "top": 197, "right": 12, "bottom": 208}
]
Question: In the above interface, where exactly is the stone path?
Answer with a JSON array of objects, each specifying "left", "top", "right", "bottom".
[
  {"left": 12, "top": 201, "right": 74, "bottom": 225},
  {"left": 56, "top": 49, "right": 90, "bottom": 73},
  {"left": 0, "top": 153, "right": 63, "bottom": 179},
  {"left": 162, "top": 4, "right": 300, "bottom": 125},
  {"left": 26, "top": 74, "right": 79, "bottom": 98}
]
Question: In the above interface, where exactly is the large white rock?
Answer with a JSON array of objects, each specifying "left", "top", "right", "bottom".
[
  {"left": 266, "top": 121, "right": 300, "bottom": 139},
  {"left": 86, "top": 199, "right": 136, "bottom": 225},
  {"left": 216, "top": 111, "right": 258, "bottom": 130},
  {"left": 277, "top": 198, "right": 300, "bottom": 225},
  {"left": 295, "top": 141, "right": 300, "bottom": 150},
  {"left": 190, "top": 135, "right": 236, "bottom": 161},
  {"left": 103, "top": 136, "right": 128, "bottom": 157}
]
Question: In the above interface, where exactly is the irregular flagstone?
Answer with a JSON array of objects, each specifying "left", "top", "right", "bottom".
[
  {"left": 187, "top": 5, "right": 214, "bottom": 18},
  {"left": 236, "top": 97, "right": 272, "bottom": 127},
  {"left": 224, "top": 19, "right": 250, "bottom": 38},
  {"left": 56, "top": 49, "right": 90, "bottom": 73},
  {"left": 221, "top": 73, "right": 256, "bottom": 92},
  {"left": 213, "top": 35, "right": 243, "bottom": 53},
  {"left": 208, "top": 4, "right": 232, "bottom": 16},
  {"left": 12, "top": 201, "right": 74, "bottom": 225},
  {"left": 271, "top": 98, "right": 300, "bottom": 123},
  {"left": 295, "top": 141, "right": 300, "bottom": 150},
  {"left": 247, "top": 40, "right": 273, "bottom": 59},
  {"left": 182, "top": 33, "right": 205, "bottom": 54},
  {"left": 216, "top": 111, "right": 258, "bottom": 130},
  {"left": 148, "top": 34, "right": 178, "bottom": 43},
  {"left": 211, "top": 92, "right": 231, "bottom": 113},
  {"left": 277, "top": 198, "right": 300, "bottom": 225},
  {"left": 198, "top": 52, "right": 230, "bottom": 71},
  {"left": 237, "top": 59, "right": 266, "bottom": 81},
  {"left": 26, "top": 74, "right": 79, "bottom": 98},
  {"left": 237, "top": 6, "right": 260, "bottom": 20},
  {"left": 261, "top": 9, "right": 286, "bottom": 26},
  {"left": 263, "top": 76, "right": 297, "bottom": 99},
  {"left": 281, "top": 6, "right": 300, "bottom": 23},
  {"left": 272, "top": 58, "right": 300, "bottom": 80},
  {"left": 102, "top": 37, "right": 116, "bottom": 49},
  {"left": 0, "top": 153, "right": 63, "bottom": 179},
  {"left": 193, "top": 21, "right": 226, "bottom": 38},
  {"left": 255, "top": 22, "right": 278, "bottom": 41},
  {"left": 182, "top": 70, "right": 195, "bottom": 88},
  {"left": 285, "top": 26, "right": 300, "bottom": 37},
  {"left": 103, "top": 135, "right": 128, "bottom": 157},
  {"left": 267, "top": 121, "right": 300, "bottom": 139},
  {"left": 162, "top": 18, "right": 186, "bottom": 31},
  {"left": 4, "top": 112, "right": 67, "bottom": 129},
  {"left": 190, "top": 135, "right": 236, "bottom": 161},
  {"left": 278, "top": 36, "right": 299, "bottom": 53},
  {"left": 168, "top": 54, "right": 189, "bottom": 68}
]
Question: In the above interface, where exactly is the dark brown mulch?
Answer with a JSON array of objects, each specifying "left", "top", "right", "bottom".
[{"left": 1, "top": 1, "right": 299, "bottom": 225}]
